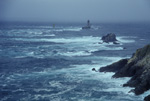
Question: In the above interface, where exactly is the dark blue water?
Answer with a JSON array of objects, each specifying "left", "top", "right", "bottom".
[{"left": 0, "top": 23, "right": 150, "bottom": 101}]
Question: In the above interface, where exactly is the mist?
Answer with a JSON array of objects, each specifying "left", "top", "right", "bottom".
[{"left": 0, "top": 0, "right": 150, "bottom": 23}]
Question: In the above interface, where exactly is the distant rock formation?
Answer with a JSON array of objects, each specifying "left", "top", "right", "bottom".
[
  {"left": 99, "top": 44, "right": 150, "bottom": 100},
  {"left": 101, "top": 33, "right": 118, "bottom": 43}
]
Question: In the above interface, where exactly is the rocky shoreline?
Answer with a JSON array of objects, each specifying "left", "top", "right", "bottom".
[{"left": 99, "top": 44, "right": 150, "bottom": 101}]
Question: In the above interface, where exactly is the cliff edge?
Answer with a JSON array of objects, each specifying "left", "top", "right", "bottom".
[{"left": 99, "top": 44, "right": 150, "bottom": 100}]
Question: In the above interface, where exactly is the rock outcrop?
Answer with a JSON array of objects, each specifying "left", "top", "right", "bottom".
[
  {"left": 99, "top": 44, "right": 150, "bottom": 100},
  {"left": 101, "top": 33, "right": 118, "bottom": 43},
  {"left": 144, "top": 95, "right": 150, "bottom": 101}
]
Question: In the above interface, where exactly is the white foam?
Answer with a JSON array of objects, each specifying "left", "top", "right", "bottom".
[
  {"left": 63, "top": 27, "right": 82, "bottom": 31},
  {"left": 58, "top": 51, "right": 91, "bottom": 57},
  {"left": 140, "top": 90, "right": 150, "bottom": 100},
  {"left": 98, "top": 46, "right": 123, "bottom": 51},
  {"left": 50, "top": 56, "right": 133, "bottom": 95},
  {"left": 15, "top": 56, "right": 28, "bottom": 58},
  {"left": 11, "top": 54, "right": 143, "bottom": 100},
  {"left": 52, "top": 27, "right": 82, "bottom": 32},
  {"left": 56, "top": 56, "right": 122, "bottom": 79},
  {"left": 140, "top": 39, "right": 145, "bottom": 41},
  {"left": 34, "top": 88, "right": 52, "bottom": 93},
  {"left": 31, "top": 84, "right": 77, "bottom": 100},
  {"left": 92, "top": 26, "right": 99, "bottom": 30},
  {"left": 99, "top": 74, "right": 132, "bottom": 93},
  {"left": 12, "top": 89, "right": 25, "bottom": 93},
  {"left": 13, "top": 35, "right": 126, "bottom": 59},
  {"left": 14, "top": 36, "right": 100, "bottom": 43},
  {"left": 122, "top": 36, "right": 137, "bottom": 38},
  {"left": 43, "top": 34, "right": 55, "bottom": 37},
  {"left": 14, "top": 36, "right": 124, "bottom": 52},
  {"left": 35, "top": 31, "right": 43, "bottom": 35},
  {"left": 117, "top": 36, "right": 135, "bottom": 43}
]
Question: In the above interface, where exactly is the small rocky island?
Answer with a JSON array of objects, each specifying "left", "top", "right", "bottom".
[
  {"left": 101, "top": 33, "right": 119, "bottom": 44},
  {"left": 99, "top": 44, "right": 150, "bottom": 101}
]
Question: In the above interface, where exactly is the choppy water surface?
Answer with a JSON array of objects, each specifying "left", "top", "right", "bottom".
[{"left": 0, "top": 23, "right": 150, "bottom": 101}]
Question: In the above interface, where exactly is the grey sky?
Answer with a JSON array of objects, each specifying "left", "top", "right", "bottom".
[{"left": 0, "top": 0, "right": 150, "bottom": 23}]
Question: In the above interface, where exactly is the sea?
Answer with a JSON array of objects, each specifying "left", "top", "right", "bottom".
[{"left": 0, "top": 23, "right": 150, "bottom": 101}]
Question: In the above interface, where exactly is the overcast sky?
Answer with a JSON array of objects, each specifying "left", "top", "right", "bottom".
[{"left": 0, "top": 0, "right": 150, "bottom": 23}]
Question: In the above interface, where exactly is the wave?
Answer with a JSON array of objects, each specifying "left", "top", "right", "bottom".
[
  {"left": 14, "top": 36, "right": 98, "bottom": 43},
  {"left": 43, "top": 34, "right": 55, "bottom": 37},
  {"left": 140, "top": 39, "right": 145, "bottom": 41},
  {"left": 59, "top": 61, "right": 143, "bottom": 100},
  {"left": 13, "top": 36, "right": 125, "bottom": 58},
  {"left": 14, "top": 35, "right": 136, "bottom": 45},
  {"left": 50, "top": 27, "right": 82, "bottom": 32},
  {"left": 57, "top": 51, "right": 92, "bottom": 57},
  {"left": 2, "top": 55, "right": 143, "bottom": 101},
  {"left": 117, "top": 36, "right": 136, "bottom": 43},
  {"left": 14, "top": 36, "right": 128, "bottom": 49}
]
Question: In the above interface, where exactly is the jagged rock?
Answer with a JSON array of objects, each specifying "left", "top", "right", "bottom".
[
  {"left": 99, "top": 44, "right": 150, "bottom": 100},
  {"left": 101, "top": 33, "right": 118, "bottom": 43},
  {"left": 99, "top": 59, "right": 128, "bottom": 72},
  {"left": 144, "top": 95, "right": 150, "bottom": 101}
]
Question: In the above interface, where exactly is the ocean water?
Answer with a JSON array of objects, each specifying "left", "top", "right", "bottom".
[{"left": 0, "top": 23, "right": 150, "bottom": 101}]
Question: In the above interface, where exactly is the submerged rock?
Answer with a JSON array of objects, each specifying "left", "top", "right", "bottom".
[
  {"left": 101, "top": 33, "right": 118, "bottom": 43},
  {"left": 99, "top": 44, "right": 150, "bottom": 100}
]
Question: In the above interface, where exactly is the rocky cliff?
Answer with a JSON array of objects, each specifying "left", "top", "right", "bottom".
[{"left": 99, "top": 44, "right": 150, "bottom": 100}]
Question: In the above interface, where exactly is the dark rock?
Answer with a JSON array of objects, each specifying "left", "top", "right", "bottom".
[
  {"left": 128, "top": 89, "right": 135, "bottom": 93},
  {"left": 99, "top": 59, "right": 128, "bottom": 73},
  {"left": 92, "top": 68, "right": 96, "bottom": 71},
  {"left": 99, "top": 44, "right": 150, "bottom": 100},
  {"left": 101, "top": 33, "right": 118, "bottom": 43},
  {"left": 92, "top": 68, "right": 98, "bottom": 72},
  {"left": 144, "top": 95, "right": 150, "bottom": 101}
]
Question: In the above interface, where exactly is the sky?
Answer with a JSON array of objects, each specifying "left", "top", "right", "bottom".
[{"left": 0, "top": 0, "right": 150, "bottom": 23}]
